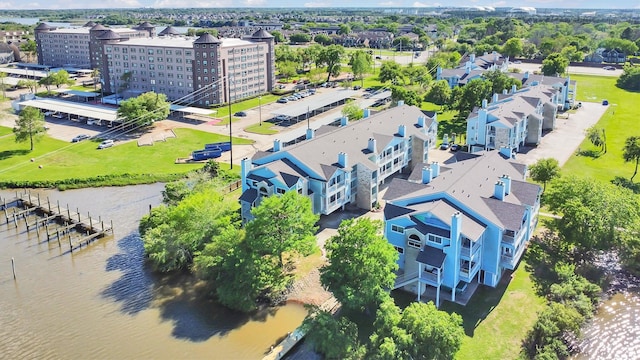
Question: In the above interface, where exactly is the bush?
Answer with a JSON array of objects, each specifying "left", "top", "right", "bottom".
[{"left": 616, "top": 65, "right": 640, "bottom": 91}]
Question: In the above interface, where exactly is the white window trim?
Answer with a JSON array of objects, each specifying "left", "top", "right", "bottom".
[{"left": 391, "top": 224, "right": 404, "bottom": 234}]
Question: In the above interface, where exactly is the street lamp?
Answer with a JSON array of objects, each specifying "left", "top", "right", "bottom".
[{"left": 259, "top": 95, "right": 262, "bottom": 126}]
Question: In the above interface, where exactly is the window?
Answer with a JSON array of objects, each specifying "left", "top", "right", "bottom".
[
  {"left": 408, "top": 240, "right": 421, "bottom": 249},
  {"left": 391, "top": 224, "right": 404, "bottom": 233},
  {"left": 276, "top": 188, "right": 286, "bottom": 195},
  {"left": 394, "top": 246, "right": 404, "bottom": 254},
  {"left": 428, "top": 234, "right": 443, "bottom": 245}
]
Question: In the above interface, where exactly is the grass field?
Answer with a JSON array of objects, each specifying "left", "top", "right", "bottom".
[
  {"left": 244, "top": 122, "right": 279, "bottom": 135},
  {"left": 562, "top": 74, "right": 640, "bottom": 183},
  {"left": 0, "top": 127, "right": 251, "bottom": 184},
  {"left": 211, "top": 94, "right": 280, "bottom": 123}
]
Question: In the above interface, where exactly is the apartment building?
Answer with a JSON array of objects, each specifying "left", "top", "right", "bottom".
[
  {"left": 35, "top": 22, "right": 153, "bottom": 69},
  {"left": 385, "top": 150, "right": 541, "bottom": 307},
  {"left": 239, "top": 104, "right": 438, "bottom": 222}
]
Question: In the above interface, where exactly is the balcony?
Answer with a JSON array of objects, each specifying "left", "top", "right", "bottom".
[
  {"left": 419, "top": 269, "right": 442, "bottom": 286},
  {"left": 459, "top": 261, "right": 480, "bottom": 282},
  {"left": 461, "top": 240, "right": 482, "bottom": 258}
]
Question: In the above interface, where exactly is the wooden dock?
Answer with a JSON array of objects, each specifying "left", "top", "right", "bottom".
[
  {"left": 262, "top": 297, "right": 340, "bottom": 360},
  {"left": 1, "top": 191, "right": 114, "bottom": 253}
]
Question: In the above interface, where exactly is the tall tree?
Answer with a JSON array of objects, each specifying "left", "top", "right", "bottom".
[
  {"left": 342, "top": 101, "right": 364, "bottom": 121},
  {"left": 13, "top": 106, "right": 46, "bottom": 151},
  {"left": 425, "top": 80, "right": 452, "bottom": 110},
  {"left": 378, "top": 60, "right": 404, "bottom": 84},
  {"left": 338, "top": 24, "right": 351, "bottom": 35},
  {"left": 541, "top": 53, "right": 569, "bottom": 76},
  {"left": 91, "top": 68, "right": 100, "bottom": 91},
  {"left": 623, "top": 136, "right": 640, "bottom": 182},
  {"left": 391, "top": 86, "right": 421, "bottom": 107},
  {"left": 321, "top": 218, "right": 398, "bottom": 312},
  {"left": 19, "top": 39, "right": 36, "bottom": 62},
  {"left": 349, "top": 50, "right": 372, "bottom": 87},
  {"left": 51, "top": 70, "right": 74, "bottom": 88},
  {"left": 317, "top": 45, "right": 345, "bottom": 82},
  {"left": 245, "top": 190, "right": 318, "bottom": 272},
  {"left": 402, "top": 63, "right": 431, "bottom": 87},
  {"left": 529, "top": 158, "right": 560, "bottom": 192},
  {"left": 314, "top": 33, "right": 333, "bottom": 46},
  {"left": 483, "top": 68, "right": 521, "bottom": 95},
  {"left": 117, "top": 91, "right": 170, "bottom": 126},
  {"left": 502, "top": 37, "right": 524, "bottom": 58},
  {"left": 454, "top": 78, "right": 492, "bottom": 119},
  {"left": 302, "top": 310, "right": 365, "bottom": 359},
  {"left": 585, "top": 126, "right": 605, "bottom": 153}
]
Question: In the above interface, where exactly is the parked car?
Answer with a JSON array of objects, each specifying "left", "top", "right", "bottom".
[
  {"left": 603, "top": 66, "right": 616, "bottom": 71},
  {"left": 277, "top": 98, "right": 288, "bottom": 104},
  {"left": 365, "top": 87, "right": 375, "bottom": 92},
  {"left": 440, "top": 142, "right": 450, "bottom": 150},
  {"left": 234, "top": 111, "right": 247, "bottom": 117},
  {"left": 71, "top": 134, "right": 90, "bottom": 143},
  {"left": 353, "top": 85, "right": 362, "bottom": 90},
  {"left": 97, "top": 139, "right": 114, "bottom": 149},
  {"left": 450, "top": 143, "right": 460, "bottom": 152}
]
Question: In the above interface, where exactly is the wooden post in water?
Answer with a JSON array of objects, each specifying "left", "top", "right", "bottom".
[
  {"left": 149, "top": 204, "right": 152, "bottom": 214},
  {"left": 77, "top": 208, "right": 80, "bottom": 223},
  {"left": 101, "top": 221, "right": 104, "bottom": 232},
  {"left": 12, "top": 213, "right": 17, "bottom": 227},
  {"left": 48, "top": 197, "right": 51, "bottom": 213},
  {"left": 110, "top": 220, "right": 114, "bottom": 234},
  {"left": 11, "top": 257, "right": 15, "bottom": 280},
  {"left": 35, "top": 220, "right": 40, "bottom": 237},
  {"left": 37, "top": 193, "right": 41, "bottom": 207},
  {"left": 57, "top": 200, "right": 61, "bottom": 214},
  {"left": 67, "top": 205, "right": 71, "bottom": 221},
  {"left": 89, "top": 213, "right": 93, "bottom": 232},
  {"left": 68, "top": 234, "right": 73, "bottom": 252}
]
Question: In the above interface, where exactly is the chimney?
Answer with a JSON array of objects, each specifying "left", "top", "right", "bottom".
[
  {"left": 470, "top": 53, "right": 475, "bottom": 63},
  {"left": 338, "top": 152, "right": 348, "bottom": 168},
  {"left": 397, "top": 100, "right": 405, "bottom": 106},
  {"left": 363, "top": 108, "right": 370, "bottom": 118},
  {"left": 436, "top": 66, "right": 442, "bottom": 78},
  {"left": 398, "top": 124, "right": 406, "bottom": 137},
  {"left": 431, "top": 161, "right": 440, "bottom": 178},
  {"left": 241, "top": 158, "right": 252, "bottom": 192},
  {"left": 368, "top": 138, "right": 377, "bottom": 153},
  {"left": 422, "top": 166, "right": 433, "bottom": 184},
  {"left": 482, "top": 99, "right": 488, "bottom": 109},
  {"left": 492, "top": 93, "right": 499, "bottom": 103},
  {"left": 465, "top": 64, "right": 471, "bottom": 74},
  {"left": 340, "top": 116, "right": 348, "bottom": 126},
  {"left": 500, "top": 174, "right": 511, "bottom": 195},
  {"left": 273, "top": 139, "right": 282, "bottom": 152},
  {"left": 493, "top": 50, "right": 499, "bottom": 61},
  {"left": 524, "top": 71, "right": 529, "bottom": 79},
  {"left": 306, "top": 128, "right": 314, "bottom": 140},
  {"left": 503, "top": 89, "right": 508, "bottom": 95},
  {"left": 494, "top": 181, "right": 505, "bottom": 200},
  {"left": 499, "top": 146, "right": 513, "bottom": 159},
  {"left": 417, "top": 116, "right": 425, "bottom": 128},
  {"left": 511, "top": 84, "right": 517, "bottom": 94}
]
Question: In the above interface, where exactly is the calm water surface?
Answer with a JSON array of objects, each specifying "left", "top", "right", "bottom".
[{"left": 0, "top": 184, "right": 305, "bottom": 359}]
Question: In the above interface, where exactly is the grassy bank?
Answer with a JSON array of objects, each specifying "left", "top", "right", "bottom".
[
  {"left": 0, "top": 127, "right": 249, "bottom": 188},
  {"left": 562, "top": 74, "right": 640, "bottom": 182},
  {"left": 211, "top": 94, "right": 280, "bottom": 123}
]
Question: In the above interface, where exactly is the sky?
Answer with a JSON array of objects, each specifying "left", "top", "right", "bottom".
[{"left": 1, "top": 0, "right": 639, "bottom": 10}]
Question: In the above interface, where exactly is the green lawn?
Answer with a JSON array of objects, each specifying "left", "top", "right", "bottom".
[
  {"left": 0, "top": 127, "right": 251, "bottom": 184},
  {"left": 244, "top": 122, "right": 279, "bottom": 135},
  {"left": 211, "top": 94, "right": 280, "bottom": 125},
  {"left": 69, "top": 85, "right": 98, "bottom": 92},
  {"left": 562, "top": 74, "right": 640, "bottom": 183}
]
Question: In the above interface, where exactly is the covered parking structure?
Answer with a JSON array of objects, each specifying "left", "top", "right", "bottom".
[
  {"left": 169, "top": 104, "right": 215, "bottom": 120},
  {"left": 18, "top": 98, "right": 120, "bottom": 125},
  {"left": 0, "top": 67, "right": 51, "bottom": 79},
  {"left": 270, "top": 89, "right": 357, "bottom": 124},
  {"left": 54, "top": 89, "right": 100, "bottom": 102}
]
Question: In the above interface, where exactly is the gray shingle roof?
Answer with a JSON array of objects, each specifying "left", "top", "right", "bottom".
[
  {"left": 416, "top": 247, "right": 446, "bottom": 268},
  {"left": 96, "top": 30, "right": 121, "bottom": 40},
  {"left": 385, "top": 151, "right": 540, "bottom": 231},
  {"left": 35, "top": 23, "right": 52, "bottom": 31},
  {"left": 384, "top": 203, "right": 415, "bottom": 220},
  {"left": 239, "top": 188, "right": 258, "bottom": 203},
  {"left": 194, "top": 33, "right": 221, "bottom": 44},
  {"left": 251, "top": 29, "right": 274, "bottom": 39},
  {"left": 90, "top": 24, "right": 108, "bottom": 31},
  {"left": 159, "top": 26, "right": 181, "bottom": 36}
]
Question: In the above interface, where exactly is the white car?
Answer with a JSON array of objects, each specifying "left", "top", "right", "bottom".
[{"left": 97, "top": 139, "right": 114, "bottom": 149}]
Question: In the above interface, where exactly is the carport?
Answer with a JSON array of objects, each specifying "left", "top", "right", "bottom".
[
  {"left": 54, "top": 89, "right": 100, "bottom": 102},
  {"left": 18, "top": 98, "right": 120, "bottom": 125},
  {"left": 270, "top": 89, "right": 357, "bottom": 123},
  {"left": 170, "top": 104, "right": 215, "bottom": 121}
]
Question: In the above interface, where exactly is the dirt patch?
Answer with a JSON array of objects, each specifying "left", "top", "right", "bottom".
[{"left": 287, "top": 268, "right": 333, "bottom": 307}]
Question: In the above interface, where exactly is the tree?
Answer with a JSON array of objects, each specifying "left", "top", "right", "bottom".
[
  {"left": 392, "top": 35, "right": 413, "bottom": 50},
  {"left": 623, "top": 136, "right": 640, "bottom": 182},
  {"left": 17, "top": 79, "right": 37, "bottom": 93},
  {"left": 317, "top": 45, "right": 345, "bottom": 82},
  {"left": 349, "top": 50, "right": 372, "bottom": 87},
  {"left": 91, "top": 68, "right": 100, "bottom": 91},
  {"left": 314, "top": 33, "right": 333, "bottom": 46},
  {"left": 0, "top": 71, "right": 6, "bottom": 99},
  {"left": 321, "top": 218, "right": 398, "bottom": 312},
  {"left": 616, "top": 65, "right": 640, "bottom": 91},
  {"left": 586, "top": 126, "right": 605, "bottom": 153},
  {"left": 342, "top": 101, "right": 363, "bottom": 121},
  {"left": 541, "top": 53, "right": 569, "bottom": 76},
  {"left": 529, "top": 158, "right": 560, "bottom": 192},
  {"left": 402, "top": 63, "right": 431, "bottom": 87},
  {"left": 119, "top": 71, "right": 132, "bottom": 94},
  {"left": 13, "top": 106, "right": 46, "bottom": 151},
  {"left": 454, "top": 78, "right": 492, "bottom": 119},
  {"left": 302, "top": 310, "right": 365, "bottom": 359},
  {"left": 425, "top": 80, "right": 452, "bottom": 110},
  {"left": 391, "top": 86, "right": 421, "bottom": 107},
  {"left": 141, "top": 186, "right": 240, "bottom": 272},
  {"left": 426, "top": 51, "right": 462, "bottom": 74},
  {"left": 51, "top": 70, "right": 74, "bottom": 88},
  {"left": 117, "top": 91, "right": 170, "bottom": 126},
  {"left": 270, "top": 30, "right": 285, "bottom": 43},
  {"left": 369, "top": 299, "right": 464, "bottom": 360},
  {"left": 38, "top": 74, "right": 54, "bottom": 93},
  {"left": 378, "top": 60, "right": 404, "bottom": 84},
  {"left": 277, "top": 60, "right": 297, "bottom": 81},
  {"left": 338, "top": 24, "right": 351, "bottom": 35},
  {"left": 599, "top": 38, "right": 639, "bottom": 56},
  {"left": 245, "top": 190, "right": 318, "bottom": 272},
  {"left": 502, "top": 37, "right": 523, "bottom": 58},
  {"left": 19, "top": 39, "right": 36, "bottom": 62},
  {"left": 482, "top": 68, "right": 521, "bottom": 95},
  {"left": 544, "top": 176, "right": 640, "bottom": 254},
  {"left": 560, "top": 45, "right": 584, "bottom": 62},
  {"left": 289, "top": 32, "right": 311, "bottom": 44}
]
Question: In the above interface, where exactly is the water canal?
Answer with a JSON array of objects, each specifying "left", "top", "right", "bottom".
[{"left": 0, "top": 184, "right": 306, "bottom": 359}]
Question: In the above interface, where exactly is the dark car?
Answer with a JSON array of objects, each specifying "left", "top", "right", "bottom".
[
  {"left": 71, "top": 134, "right": 90, "bottom": 143},
  {"left": 277, "top": 98, "right": 288, "bottom": 104},
  {"left": 450, "top": 143, "right": 460, "bottom": 152},
  {"left": 234, "top": 111, "right": 247, "bottom": 117},
  {"left": 440, "top": 142, "right": 450, "bottom": 150},
  {"left": 353, "top": 85, "right": 362, "bottom": 90}
]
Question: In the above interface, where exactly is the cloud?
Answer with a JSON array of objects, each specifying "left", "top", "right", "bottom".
[
  {"left": 304, "top": 1, "right": 330, "bottom": 7},
  {"left": 153, "top": 0, "right": 232, "bottom": 6},
  {"left": 244, "top": 0, "right": 266, "bottom": 5},
  {"left": 379, "top": 1, "right": 397, "bottom": 5}
]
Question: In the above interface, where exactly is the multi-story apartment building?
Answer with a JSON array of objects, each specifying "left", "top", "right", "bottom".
[
  {"left": 35, "top": 23, "right": 275, "bottom": 105},
  {"left": 35, "top": 22, "right": 153, "bottom": 69},
  {"left": 384, "top": 150, "right": 541, "bottom": 307},
  {"left": 466, "top": 85, "right": 559, "bottom": 153},
  {"left": 238, "top": 104, "right": 438, "bottom": 222}
]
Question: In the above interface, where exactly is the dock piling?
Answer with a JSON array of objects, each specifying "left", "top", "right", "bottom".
[{"left": 11, "top": 257, "right": 15, "bottom": 279}]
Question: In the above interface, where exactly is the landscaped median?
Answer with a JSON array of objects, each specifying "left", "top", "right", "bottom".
[
  {"left": 0, "top": 126, "right": 252, "bottom": 189},
  {"left": 210, "top": 94, "right": 280, "bottom": 125}
]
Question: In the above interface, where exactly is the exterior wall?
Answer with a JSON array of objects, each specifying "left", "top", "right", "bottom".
[
  {"left": 542, "top": 102, "right": 556, "bottom": 130},
  {"left": 36, "top": 30, "right": 91, "bottom": 67},
  {"left": 218, "top": 42, "right": 270, "bottom": 105},
  {"left": 356, "top": 166, "right": 375, "bottom": 210},
  {"left": 105, "top": 42, "right": 194, "bottom": 100},
  {"left": 526, "top": 115, "right": 542, "bottom": 145}
]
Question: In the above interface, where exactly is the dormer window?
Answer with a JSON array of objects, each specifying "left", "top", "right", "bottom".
[{"left": 259, "top": 186, "right": 268, "bottom": 196}]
